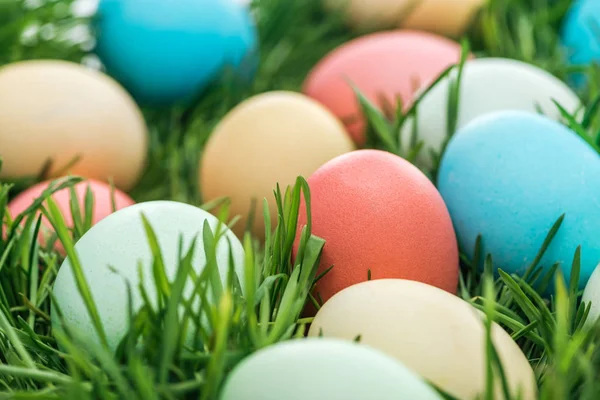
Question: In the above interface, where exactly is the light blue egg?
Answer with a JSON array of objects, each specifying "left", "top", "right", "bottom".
[
  {"left": 94, "top": 0, "right": 258, "bottom": 105},
  {"left": 437, "top": 110, "right": 600, "bottom": 289},
  {"left": 561, "top": 0, "right": 600, "bottom": 84}
]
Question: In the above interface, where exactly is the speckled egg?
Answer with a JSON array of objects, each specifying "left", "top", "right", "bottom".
[
  {"left": 562, "top": 0, "right": 600, "bottom": 75},
  {"left": 400, "top": 0, "right": 488, "bottom": 37},
  {"left": 220, "top": 338, "right": 443, "bottom": 400},
  {"left": 401, "top": 58, "right": 581, "bottom": 169},
  {"left": 0, "top": 60, "right": 148, "bottom": 190},
  {"left": 293, "top": 149, "right": 459, "bottom": 309},
  {"left": 8, "top": 178, "right": 134, "bottom": 251},
  {"left": 95, "top": 0, "right": 258, "bottom": 105},
  {"left": 51, "top": 201, "right": 245, "bottom": 352},
  {"left": 200, "top": 91, "right": 355, "bottom": 240},
  {"left": 309, "top": 279, "right": 537, "bottom": 400},
  {"left": 303, "top": 30, "right": 469, "bottom": 145},
  {"left": 438, "top": 111, "right": 600, "bottom": 289}
]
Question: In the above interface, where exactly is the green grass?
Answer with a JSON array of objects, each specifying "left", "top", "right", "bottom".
[{"left": 1, "top": 0, "right": 600, "bottom": 399}]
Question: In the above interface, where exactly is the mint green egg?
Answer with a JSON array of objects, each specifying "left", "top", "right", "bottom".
[
  {"left": 51, "top": 201, "right": 245, "bottom": 352},
  {"left": 220, "top": 338, "right": 442, "bottom": 400}
]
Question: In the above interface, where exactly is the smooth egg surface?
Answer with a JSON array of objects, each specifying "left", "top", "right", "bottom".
[
  {"left": 293, "top": 149, "right": 459, "bottom": 308},
  {"left": 308, "top": 279, "right": 537, "bottom": 400},
  {"left": 562, "top": 0, "right": 600, "bottom": 74},
  {"left": 303, "top": 30, "right": 468, "bottom": 144},
  {"left": 95, "top": 0, "right": 258, "bottom": 105},
  {"left": 583, "top": 264, "right": 600, "bottom": 326},
  {"left": 400, "top": 0, "right": 488, "bottom": 37},
  {"left": 51, "top": 201, "right": 245, "bottom": 352},
  {"left": 200, "top": 91, "right": 355, "bottom": 240},
  {"left": 401, "top": 57, "right": 581, "bottom": 169},
  {"left": 220, "top": 338, "right": 443, "bottom": 400},
  {"left": 0, "top": 60, "right": 148, "bottom": 190},
  {"left": 438, "top": 111, "right": 600, "bottom": 289}
]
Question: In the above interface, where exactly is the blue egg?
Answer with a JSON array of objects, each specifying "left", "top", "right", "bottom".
[
  {"left": 437, "top": 111, "right": 600, "bottom": 289},
  {"left": 561, "top": 0, "right": 600, "bottom": 82},
  {"left": 94, "top": 0, "right": 258, "bottom": 105}
]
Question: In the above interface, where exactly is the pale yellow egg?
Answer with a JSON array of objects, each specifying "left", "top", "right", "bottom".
[
  {"left": 200, "top": 91, "right": 355, "bottom": 239},
  {"left": 399, "top": 0, "right": 488, "bottom": 37},
  {"left": 0, "top": 60, "right": 148, "bottom": 190},
  {"left": 323, "top": 0, "right": 418, "bottom": 29},
  {"left": 309, "top": 279, "right": 537, "bottom": 400}
]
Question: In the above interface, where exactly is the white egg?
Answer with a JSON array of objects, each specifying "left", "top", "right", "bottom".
[
  {"left": 582, "top": 264, "right": 600, "bottom": 326},
  {"left": 51, "top": 201, "right": 245, "bottom": 352},
  {"left": 401, "top": 58, "right": 582, "bottom": 169}
]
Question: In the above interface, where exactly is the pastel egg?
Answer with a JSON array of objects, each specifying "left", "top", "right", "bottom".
[
  {"left": 51, "top": 201, "right": 245, "bottom": 352},
  {"left": 0, "top": 60, "right": 148, "bottom": 190},
  {"left": 323, "top": 0, "right": 415, "bottom": 29},
  {"left": 8, "top": 178, "right": 135, "bottom": 251},
  {"left": 561, "top": 0, "right": 600, "bottom": 73},
  {"left": 303, "top": 30, "right": 469, "bottom": 145},
  {"left": 200, "top": 91, "right": 355, "bottom": 240},
  {"left": 309, "top": 279, "right": 537, "bottom": 400},
  {"left": 95, "top": 0, "right": 258, "bottom": 105},
  {"left": 582, "top": 264, "right": 600, "bottom": 326},
  {"left": 293, "top": 149, "right": 458, "bottom": 308},
  {"left": 438, "top": 111, "right": 600, "bottom": 289},
  {"left": 400, "top": 0, "right": 488, "bottom": 37},
  {"left": 401, "top": 58, "right": 581, "bottom": 169},
  {"left": 220, "top": 338, "right": 443, "bottom": 400}
]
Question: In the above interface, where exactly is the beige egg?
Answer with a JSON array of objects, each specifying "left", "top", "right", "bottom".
[
  {"left": 0, "top": 60, "right": 147, "bottom": 190},
  {"left": 400, "top": 0, "right": 488, "bottom": 37},
  {"left": 200, "top": 91, "right": 355, "bottom": 239},
  {"left": 309, "top": 279, "right": 537, "bottom": 400},
  {"left": 324, "top": 0, "right": 419, "bottom": 29}
]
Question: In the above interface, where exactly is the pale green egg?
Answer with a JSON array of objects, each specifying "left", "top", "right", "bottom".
[
  {"left": 220, "top": 337, "right": 443, "bottom": 400},
  {"left": 51, "top": 200, "right": 245, "bottom": 352}
]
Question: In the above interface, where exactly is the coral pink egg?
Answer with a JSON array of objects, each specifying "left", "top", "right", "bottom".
[
  {"left": 8, "top": 178, "right": 135, "bottom": 250},
  {"left": 294, "top": 150, "right": 458, "bottom": 310},
  {"left": 303, "top": 30, "right": 470, "bottom": 145}
]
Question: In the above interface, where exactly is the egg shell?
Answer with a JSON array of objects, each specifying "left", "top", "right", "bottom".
[
  {"left": 7, "top": 178, "right": 134, "bottom": 252},
  {"left": 401, "top": 58, "right": 582, "bottom": 169},
  {"left": 95, "top": 0, "right": 258, "bottom": 105},
  {"left": 220, "top": 337, "right": 443, "bottom": 400},
  {"left": 293, "top": 149, "right": 459, "bottom": 308},
  {"left": 0, "top": 60, "right": 148, "bottom": 190},
  {"left": 309, "top": 279, "right": 537, "bottom": 400},
  {"left": 561, "top": 0, "right": 600, "bottom": 72},
  {"left": 51, "top": 201, "right": 245, "bottom": 352},
  {"left": 582, "top": 264, "right": 600, "bottom": 326},
  {"left": 200, "top": 91, "right": 355, "bottom": 240},
  {"left": 400, "top": 0, "right": 487, "bottom": 37},
  {"left": 323, "top": 0, "right": 417, "bottom": 29},
  {"left": 438, "top": 111, "right": 600, "bottom": 289},
  {"left": 303, "top": 30, "right": 469, "bottom": 145}
]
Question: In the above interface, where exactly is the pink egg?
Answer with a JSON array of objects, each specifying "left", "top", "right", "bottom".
[
  {"left": 303, "top": 30, "right": 471, "bottom": 145},
  {"left": 8, "top": 178, "right": 135, "bottom": 250}
]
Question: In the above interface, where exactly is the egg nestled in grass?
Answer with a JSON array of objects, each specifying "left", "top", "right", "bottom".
[
  {"left": 309, "top": 279, "right": 537, "bottom": 400},
  {"left": 0, "top": 60, "right": 148, "bottom": 190},
  {"left": 561, "top": 0, "right": 600, "bottom": 82},
  {"left": 200, "top": 91, "right": 355, "bottom": 240}
]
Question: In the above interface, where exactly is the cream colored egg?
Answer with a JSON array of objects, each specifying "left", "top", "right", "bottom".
[
  {"left": 400, "top": 58, "right": 581, "bottom": 169},
  {"left": 324, "top": 0, "right": 419, "bottom": 29},
  {"left": 0, "top": 60, "right": 147, "bottom": 190},
  {"left": 400, "top": 0, "right": 487, "bottom": 37},
  {"left": 309, "top": 279, "right": 537, "bottom": 400},
  {"left": 200, "top": 91, "right": 355, "bottom": 239},
  {"left": 582, "top": 264, "right": 600, "bottom": 327}
]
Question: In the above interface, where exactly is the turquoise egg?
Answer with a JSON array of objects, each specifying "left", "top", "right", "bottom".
[
  {"left": 220, "top": 338, "right": 442, "bottom": 400},
  {"left": 94, "top": 0, "right": 258, "bottom": 105},
  {"left": 437, "top": 111, "right": 600, "bottom": 289},
  {"left": 561, "top": 0, "right": 600, "bottom": 82}
]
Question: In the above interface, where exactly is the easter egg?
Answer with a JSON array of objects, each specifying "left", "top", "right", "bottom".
[
  {"left": 562, "top": 0, "right": 600, "bottom": 72},
  {"left": 438, "top": 111, "right": 600, "bottom": 289},
  {"left": 0, "top": 60, "right": 147, "bottom": 190},
  {"left": 293, "top": 149, "right": 459, "bottom": 308},
  {"left": 303, "top": 30, "right": 468, "bottom": 145},
  {"left": 323, "top": 0, "right": 416, "bottom": 29},
  {"left": 95, "top": 0, "right": 258, "bottom": 105},
  {"left": 400, "top": 0, "right": 488, "bottom": 37},
  {"left": 200, "top": 91, "right": 355, "bottom": 240},
  {"left": 582, "top": 264, "right": 600, "bottom": 326},
  {"left": 220, "top": 338, "right": 443, "bottom": 400},
  {"left": 309, "top": 279, "right": 537, "bottom": 400},
  {"left": 51, "top": 201, "right": 245, "bottom": 352},
  {"left": 8, "top": 178, "right": 134, "bottom": 250},
  {"left": 401, "top": 58, "right": 581, "bottom": 169}
]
